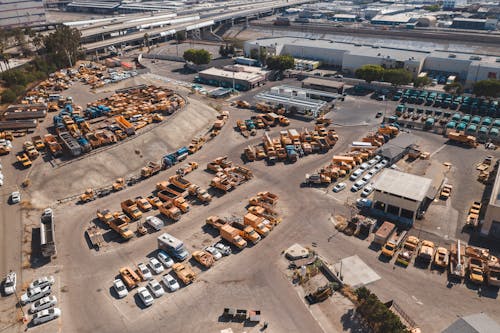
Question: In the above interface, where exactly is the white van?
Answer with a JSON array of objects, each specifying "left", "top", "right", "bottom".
[
  {"left": 350, "top": 169, "right": 364, "bottom": 181},
  {"left": 145, "top": 216, "right": 163, "bottom": 231}
]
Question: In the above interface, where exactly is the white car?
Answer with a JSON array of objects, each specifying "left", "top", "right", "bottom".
[
  {"left": 367, "top": 158, "right": 378, "bottom": 166},
  {"left": 157, "top": 250, "right": 174, "bottom": 268},
  {"left": 380, "top": 159, "right": 389, "bottom": 167},
  {"left": 147, "top": 279, "right": 165, "bottom": 298},
  {"left": 32, "top": 308, "right": 61, "bottom": 325},
  {"left": 10, "top": 191, "right": 21, "bottom": 204},
  {"left": 137, "top": 263, "right": 153, "bottom": 280},
  {"left": 162, "top": 274, "right": 180, "bottom": 292},
  {"left": 29, "top": 276, "right": 55, "bottom": 290},
  {"left": 359, "top": 163, "right": 369, "bottom": 171},
  {"left": 113, "top": 279, "right": 128, "bottom": 298},
  {"left": 373, "top": 155, "right": 382, "bottom": 162},
  {"left": 361, "top": 185, "right": 374, "bottom": 197},
  {"left": 145, "top": 216, "right": 163, "bottom": 231},
  {"left": 20, "top": 285, "right": 51, "bottom": 305},
  {"left": 137, "top": 287, "right": 154, "bottom": 306},
  {"left": 30, "top": 295, "right": 57, "bottom": 314},
  {"left": 351, "top": 180, "right": 366, "bottom": 192},
  {"left": 3, "top": 271, "right": 16, "bottom": 295},
  {"left": 368, "top": 168, "right": 378, "bottom": 176},
  {"left": 362, "top": 173, "right": 372, "bottom": 182},
  {"left": 0, "top": 178, "right": 3, "bottom": 187},
  {"left": 215, "top": 243, "right": 231, "bottom": 256},
  {"left": 205, "top": 246, "right": 222, "bottom": 261},
  {"left": 349, "top": 169, "right": 363, "bottom": 181},
  {"left": 332, "top": 182, "right": 346, "bottom": 193},
  {"left": 148, "top": 258, "right": 164, "bottom": 274}
]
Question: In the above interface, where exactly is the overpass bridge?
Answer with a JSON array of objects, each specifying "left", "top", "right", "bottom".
[{"left": 80, "top": 0, "right": 314, "bottom": 53}]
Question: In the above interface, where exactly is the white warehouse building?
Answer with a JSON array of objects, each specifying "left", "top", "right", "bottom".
[{"left": 244, "top": 37, "right": 500, "bottom": 87}]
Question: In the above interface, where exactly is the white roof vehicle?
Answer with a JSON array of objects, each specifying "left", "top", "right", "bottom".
[
  {"left": 145, "top": 216, "right": 163, "bottom": 231},
  {"left": 148, "top": 257, "right": 164, "bottom": 274},
  {"left": 333, "top": 182, "right": 346, "bottom": 193},
  {"left": 361, "top": 185, "right": 374, "bottom": 197},
  {"left": 32, "top": 307, "right": 61, "bottom": 325},
  {"left": 359, "top": 163, "right": 369, "bottom": 171},
  {"left": 147, "top": 279, "right": 165, "bottom": 298},
  {"left": 10, "top": 191, "right": 21, "bottom": 204},
  {"left": 205, "top": 246, "right": 222, "bottom": 260},
  {"left": 350, "top": 169, "right": 363, "bottom": 181},
  {"left": 3, "top": 271, "right": 16, "bottom": 295},
  {"left": 30, "top": 295, "right": 57, "bottom": 314},
  {"left": 137, "top": 263, "right": 153, "bottom": 280},
  {"left": 368, "top": 158, "right": 378, "bottom": 166},
  {"left": 368, "top": 168, "right": 378, "bottom": 176},
  {"left": 137, "top": 287, "right": 154, "bottom": 306},
  {"left": 215, "top": 243, "right": 231, "bottom": 256},
  {"left": 20, "top": 285, "right": 51, "bottom": 305},
  {"left": 362, "top": 173, "right": 373, "bottom": 182},
  {"left": 351, "top": 180, "right": 366, "bottom": 192},
  {"left": 29, "top": 276, "right": 55, "bottom": 290},
  {"left": 113, "top": 279, "right": 128, "bottom": 298},
  {"left": 162, "top": 274, "right": 180, "bottom": 292},
  {"left": 157, "top": 250, "right": 174, "bottom": 268}
]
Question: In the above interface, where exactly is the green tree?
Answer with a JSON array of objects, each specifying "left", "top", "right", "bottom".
[
  {"left": 444, "top": 82, "right": 463, "bottom": 95},
  {"left": 383, "top": 68, "right": 413, "bottom": 86},
  {"left": 183, "top": 49, "right": 211, "bottom": 65},
  {"left": 266, "top": 55, "right": 294, "bottom": 71},
  {"left": 355, "top": 64, "right": 384, "bottom": 83},
  {"left": 413, "top": 76, "right": 432, "bottom": 88},
  {"left": 249, "top": 48, "right": 259, "bottom": 60},
  {"left": 175, "top": 31, "right": 186, "bottom": 43},
  {"left": 424, "top": 4, "right": 440, "bottom": 12},
  {"left": 43, "top": 25, "right": 82, "bottom": 67},
  {"left": 473, "top": 79, "right": 500, "bottom": 97},
  {"left": 1, "top": 89, "right": 17, "bottom": 103},
  {"left": 258, "top": 46, "right": 267, "bottom": 66},
  {"left": 143, "top": 33, "right": 150, "bottom": 51}
]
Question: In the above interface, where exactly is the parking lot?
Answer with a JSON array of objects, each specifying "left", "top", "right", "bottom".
[{"left": 2, "top": 69, "right": 500, "bottom": 333}]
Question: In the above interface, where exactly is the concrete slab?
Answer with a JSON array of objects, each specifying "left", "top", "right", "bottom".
[
  {"left": 285, "top": 243, "right": 309, "bottom": 260},
  {"left": 333, "top": 255, "right": 380, "bottom": 288}
]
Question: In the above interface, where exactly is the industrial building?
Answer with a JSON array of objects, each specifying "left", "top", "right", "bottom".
[
  {"left": 301, "top": 77, "right": 344, "bottom": 94},
  {"left": 196, "top": 65, "right": 267, "bottom": 91},
  {"left": 244, "top": 37, "right": 500, "bottom": 87},
  {"left": 376, "top": 134, "right": 416, "bottom": 165},
  {"left": 481, "top": 165, "right": 500, "bottom": 239},
  {"left": 372, "top": 169, "right": 433, "bottom": 222},
  {"left": 0, "top": 0, "right": 46, "bottom": 28},
  {"left": 451, "top": 18, "right": 498, "bottom": 31}
]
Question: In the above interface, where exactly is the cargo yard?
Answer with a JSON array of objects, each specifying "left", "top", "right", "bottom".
[{"left": 1, "top": 17, "right": 500, "bottom": 333}]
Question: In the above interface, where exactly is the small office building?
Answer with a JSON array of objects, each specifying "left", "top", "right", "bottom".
[
  {"left": 372, "top": 169, "right": 433, "bottom": 222},
  {"left": 376, "top": 134, "right": 417, "bottom": 165},
  {"left": 481, "top": 166, "right": 500, "bottom": 239},
  {"left": 196, "top": 65, "right": 267, "bottom": 91},
  {"left": 301, "top": 77, "right": 344, "bottom": 94}
]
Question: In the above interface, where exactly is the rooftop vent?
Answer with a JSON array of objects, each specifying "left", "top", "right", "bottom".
[{"left": 449, "top": 54, "right": 456, "bottom": 58}]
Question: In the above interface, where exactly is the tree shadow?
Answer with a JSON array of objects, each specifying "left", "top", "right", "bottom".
[{"left": 340, "top": 309, "right": 368, "bottom": 333}]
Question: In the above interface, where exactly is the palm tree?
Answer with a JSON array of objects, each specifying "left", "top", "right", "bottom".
[{"left": 143, "top": 33, "right": 150, "bottom": 51}]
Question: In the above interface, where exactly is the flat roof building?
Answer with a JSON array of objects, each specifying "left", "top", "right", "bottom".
[
  {"left": 302, "top": 77, "right": 345, "bottom": 94},
  {"left": 481, "top": 164, "right": 500, "bottom": 239},
  {"left": 0, "top": 0, "right": 46, "bottom": 28},
  {"left": 196, "top": 66, "right": 267, "bottom": 91},
  {"left": 372, "top": 169, "right": 432, "bottom": 222}
]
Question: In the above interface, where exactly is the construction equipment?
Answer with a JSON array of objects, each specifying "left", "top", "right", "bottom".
[
  {"left": 23, "top": 141, "right": 39, "bottom": 159},
  {"left": 108, "top": 212, "right": 134, "bottom": 240},
  {"left": 210, "top": 174, "right": 233, "bottom": 192},
  {"left": 244, "top": 145, "right": 256, "bottom": 161},
  {"left": 396, "top": 236, "right": 419, "bottom": 266},
  {"left": 158, "top": 202, "right": 181, "bottom": 221},
  {"left": 378, "top": 125, "right": 399, "bottom": 137},
  {"left": 176, "top": 162, "right": 198, "bottom": 176},
  {"left": 192, "top": 250, "right": 215, "bottom": 268},
  {"left": 305, "top": 284, "right": 334, "bottom": 304},
  {"left": 247, "top": 205, "right": 281, "bottom": 227},
  {"left": 112, "top": 178, "right": 125, "bottom": 191},
  {"left": 162, "top": 147, "right": 189, "bottom": 169},
  {"left": 465, "top": 201, "right": 482, "bottom": 228},
  {"left": 373, "top": 221, "right": 396, "bottom": 246},
  {"left": 169, "top": 175, "right": 191, "bottom": 190},
  {"left": 146, "top": 195, "right": 162, "bottom": 209},
  {"left": 206, "top": 216, "right": 227, "bottom": 229},
  {"left": 172, "top": 263, "right": 196, "bottom": 285},
  {"left": 188, "top": 137, "right": 206, "bottom": 154},
  {"left": 417, "top": 240, "right": 435, "bottom": 265},
  {"left": 236, "top": 120, "right": 249, "bottom": 138},
  {"left": 40, "top": 208, "right": 57, "bottom": 258},
  {"left": 136, "top": 219, "right": 147, "bottom": 236},
  {"left": 381, "top": 230, "right": 407, "bottom": 258},
  {"left": 243, "top": 213, "right": 270, "bottom": 237},
  {"left": 96, "top": 209, "right": 113, "bottom": 224},
  {"left": 230, "top": 219, "right": 261, "bottom": 244},
  {"left": 235, "top": 100, "right": 251, "bottom": 108},
  {"left": 16, "top": 152, "right": 32, "bottom": 168},
  {"left": 433, "top": 247, "right": 449, "bottom": 268},
  {"left": 79, "top": 188, "right": 96, "bottom": 203},
  {"left": 32, "top": 136, "right": 45, "bottom": 150},
  {"left": 135, "top": 196, "right": 152, "bottom": 211},
  {"left": 219, "top": 224, "right": 247, "bottom": 249},
  {"left": 141, "top": 161, "right": 161, "bottom": 178},
  {"left": 44, "top": 134, "right": 63, "bottom": 157},
  {"left": 486, "top": 258, "right": 500, "bottom": 287},
  {"left": 121, "top": 199, "right": 143, "bottom": 220},
  {"left": 158, "top": 190, "right": 190, "bottom": 213},
  {"left": 86, "top": 224, "right": 104, "bottom": 250},
  {"left": 279, "top": 115, "right": 290, "bottom": 126},
  {"left": 468, "top": 258, "right": 485, "bottom": 284},
  {"left": 115, "top": 115, "right": 135, "bottom": 135},
  {"left": 119, "top": 267, "right": 141, "bottom": 289},
  {"left": 449, "top": 240, "right": 466, "bottom": 281},
  {"left": 187, "top": 184, "right": 212, "bottom": 204},
  {"left": 440, "top": 184, "right": 453, "bottom": 200},
  {"left": 447, "top": 131, "right": 477, "bottom": 147}
]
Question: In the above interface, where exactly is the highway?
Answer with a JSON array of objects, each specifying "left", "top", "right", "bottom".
[
  {"left": 80, "top": 0, "right": 314, "bottom": 52},
  {"left": 251, "top": 21, "right": 500, "bottom": 47}
]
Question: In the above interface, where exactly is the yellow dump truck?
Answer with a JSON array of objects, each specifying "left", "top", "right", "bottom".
[
  {"left": 109, "top": 212, "right": 134, "bottom": 240},
  {"left": 230, "top": 220, "right": 261, "bottom": 244},
  {"left": 158, "top": 202, "right": 181, "bottom": 221},
  {"left": 80, "top": 188, "right": 96, "bottom": 203},
  {"left": 243, "top": 213, "right": 270, "bottom": 237},
  {"left": 396, "top": 236, "right": 419, "bottom": 266},
  {"left": 220, "top": 224, "right": 247, "bottom": 249},
  {"left": 121, "top": 199, "right": 143, "bottom": 220}
]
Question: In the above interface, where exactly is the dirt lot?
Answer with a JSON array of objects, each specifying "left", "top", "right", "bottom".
[{"left": 2, "top": 78, "right": 500, "bottom": 333}]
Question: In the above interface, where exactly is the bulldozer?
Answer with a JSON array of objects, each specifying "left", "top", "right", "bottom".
[
  {"left": 136, "top": 219, "right": 147, "bottom": 236},
  {"left": 305, "top": 283, "right": 335, "bottom": 304},
  {"left": 235, "top": 100, "right": 251, "bottom": 109}
]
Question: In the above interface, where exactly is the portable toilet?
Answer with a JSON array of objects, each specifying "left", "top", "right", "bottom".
[
  {"left": 494, "top": 120, "right": 500, "bottom": 128},
  {"left": 452, "top": 113, "right": 461, "bottom": 121},
  {"left": 461, "top": 114, "right": 471, "bottom": 123},
  {"left": 466, "top": 124, "right": 477, "bottom": 133},
  {"left": 471, "top": 116, "right": 481, "bottom": 124},
  {"left": 490, "top": 128, "right": 499, "bottom": 137},
  {"left": 479, "top": 126, "right": 488, "bottom": 134},
  {"left": 456, "top": 122, "right": 466, "bottom": 131},
  {"left": 446, "top": 121, "right": 456, "bottom": 129},
  {"left": 482, "top": 117, "right": 492, "bottom": 126}
]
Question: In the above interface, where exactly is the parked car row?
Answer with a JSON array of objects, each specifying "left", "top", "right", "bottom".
[{"left": 2, "top": 273, "right": 61, "bottom": 326}]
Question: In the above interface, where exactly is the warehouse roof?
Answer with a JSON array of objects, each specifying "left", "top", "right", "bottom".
[
  {"left": 442, "top": 313, "right": 500, "bottom": 333},
  {"left": 373, "top": 169, "right": 432, "bottom": 202},
  {"left": 199, "top": 67, "right": 265, "bottom": 84},
  {"left": 302, "top": 77, "right": 345, "bottom": 89}
]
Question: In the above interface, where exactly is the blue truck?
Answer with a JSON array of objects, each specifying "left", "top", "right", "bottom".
[{"left": 162, "top": 147, "right": 189, "bottom": 169}]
